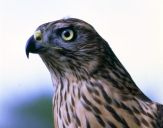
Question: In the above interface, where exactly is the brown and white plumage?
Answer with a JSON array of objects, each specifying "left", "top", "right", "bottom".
[{"left": 26, "top": 18, "right": 163, "bottom": 128}]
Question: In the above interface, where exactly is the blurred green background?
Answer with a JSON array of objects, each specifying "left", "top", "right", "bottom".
[{"left": 0, "top": 91, "right": 53, "bottom": 128}]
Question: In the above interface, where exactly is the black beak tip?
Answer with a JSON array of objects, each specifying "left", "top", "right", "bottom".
[
  {"left": 25, "top": 40, "right": 30, "bottom": 58},
  {"left": 25, "top": 35, "right": 45, "bottom": 58},
  {"left": 25, "top": 35, "right": 34, "bottom": 58},
  {"left": 26, "top": 49, "right": 29, "bottom": 58}
]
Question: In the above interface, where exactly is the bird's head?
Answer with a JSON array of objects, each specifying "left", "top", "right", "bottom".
[{"left": 26, "top": 18, "right": 110, "bottom": 79}]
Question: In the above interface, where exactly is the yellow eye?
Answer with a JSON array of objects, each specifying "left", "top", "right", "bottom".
[
  {"left": 34, "top": 30, "right": 42, "bottom": 41},
  {"left": 61, "top": 29, "right": 74, "bottom": 41}
]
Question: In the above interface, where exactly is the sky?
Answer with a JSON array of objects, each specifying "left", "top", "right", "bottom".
[{"left": 0, "top": 0, "right": 163, "bottom": 122}]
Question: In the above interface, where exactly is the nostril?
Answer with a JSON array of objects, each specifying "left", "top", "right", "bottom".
[
  {"left": 36, "top": 36, "right": 42, "bottom": 41},
  {"left": 34, "top": 30, "right": 42, "bottom": 41}
]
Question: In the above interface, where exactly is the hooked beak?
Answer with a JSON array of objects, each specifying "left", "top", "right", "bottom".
[{"left": 25, "top": 35, "right": 45, "bottom": 58}]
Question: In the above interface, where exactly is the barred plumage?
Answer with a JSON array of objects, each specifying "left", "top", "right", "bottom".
[{"left": 26, "top": 18, "right": 163, "bottom": 128}]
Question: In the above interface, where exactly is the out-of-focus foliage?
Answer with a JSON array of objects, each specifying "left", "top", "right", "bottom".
[{"left": 1, "top": 93, "right": 53, "bottom": 128}]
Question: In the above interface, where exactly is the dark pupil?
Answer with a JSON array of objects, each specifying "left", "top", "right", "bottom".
[{"left": 64, "top": 31, "right": 70, "bottom": 37}]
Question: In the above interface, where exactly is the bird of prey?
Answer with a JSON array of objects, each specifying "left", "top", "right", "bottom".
[{"left": 26, "top": 18, "right": 163, "bottom": 128}]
